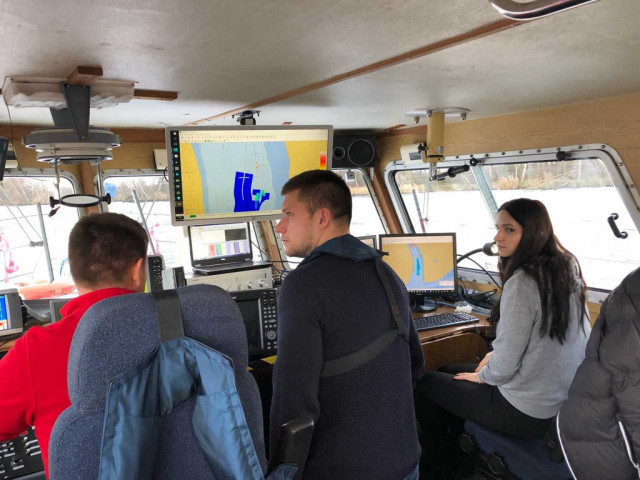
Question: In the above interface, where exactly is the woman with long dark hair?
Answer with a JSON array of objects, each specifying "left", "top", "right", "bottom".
[{"left": 414, "top": 198, "right": 591, "bottom": 478}]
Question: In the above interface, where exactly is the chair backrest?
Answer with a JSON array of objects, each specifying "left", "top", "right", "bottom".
[{"left": 49, "top": 284, "right": 265, "bottom": 479}]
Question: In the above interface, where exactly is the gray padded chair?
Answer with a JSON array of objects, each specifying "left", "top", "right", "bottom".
[{"left": 49, "top": 284, "right": 266, "bottom": 479}]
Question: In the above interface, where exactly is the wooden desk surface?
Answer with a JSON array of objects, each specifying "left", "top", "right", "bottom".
[
  {"left": 0, "top": 337, "right": 18, "bottom": 353},
  {"left": 416, "top": 307, "right": 490, "bottom": 343}
]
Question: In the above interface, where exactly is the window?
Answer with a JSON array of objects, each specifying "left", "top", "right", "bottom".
[
  {"left": 483, "top": 158, "right": 640, "bottom": 290},
  {"left": 334, "top": 168, "right": 386, "bottom": 238},
  {"left": 393, "top": 168, "right": 495, "bottom": 272},
  {"left": 388, "top": 146, "right": 640, "bottom": 291},
  {"left": 0, "top": 172, "right": 79, "bottom": 285},
  {"left": 103, "top": 172, "right": 264, "bottom": 274}
]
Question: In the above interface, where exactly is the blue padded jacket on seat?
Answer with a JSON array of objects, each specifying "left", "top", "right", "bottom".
[{"left": 99, "top": 336, "right": 295, "bottom": 480}]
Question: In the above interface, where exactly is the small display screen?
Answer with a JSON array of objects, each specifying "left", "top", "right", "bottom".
[
  {"left": 358, "top": 236, "right": 377, "bottom": 249},
  {"left": 235, "top": 299, "right": 261, "bottom": 353},
  {"left": 189, "top": 223, "right": 251, "bottom": 266},
  {"left": 0, "top": 295, "right": 8, "bottom": 331}
]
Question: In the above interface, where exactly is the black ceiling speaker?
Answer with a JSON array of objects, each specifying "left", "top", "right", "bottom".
[{"left": 331, "top": 134, "right": 377, "bottom": 169}]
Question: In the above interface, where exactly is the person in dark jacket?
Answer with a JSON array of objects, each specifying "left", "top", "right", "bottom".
[
  {"left": 270, "top": 169, "right": 424, "bottom": 480},
  {"left": 558, "top": 266, "right": 640, "bottom": 479}
]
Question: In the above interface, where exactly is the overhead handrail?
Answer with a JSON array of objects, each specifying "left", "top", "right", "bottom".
[{"left": 488, "top": 0, "right": 600, "bottom": 20}]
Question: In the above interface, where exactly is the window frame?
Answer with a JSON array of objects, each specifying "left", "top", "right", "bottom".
[
  {"left": 332, "top": 167, "right": 389, "bottom": 234},
  {"left": 5, "top": 167, "right": 82, "bottom": 193},
  {"left": 385, "top": 143, "right": 640, "bottom": 298},
  {"left": 1, "top": 167, "right": 81, "bottom": 282}
]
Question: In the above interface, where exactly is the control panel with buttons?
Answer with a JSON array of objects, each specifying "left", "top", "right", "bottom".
[
  {"left": 146, "top": 255, "right": 165, "bottom": 293},
  {"left": 1, "top": 428, "right": 45, "bottom": 479},
  {"left": 231, "top": 288, "right": 278, "bottom": 357},
  {"left": 260, "top": 289, "right": 278, "bottom": 352}
]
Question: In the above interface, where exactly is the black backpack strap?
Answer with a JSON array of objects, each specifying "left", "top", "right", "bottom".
[
  {"left": 152, "top": 290, "right": 185, "bottom": 343},
  {"left": 321, "top": 256, "right": 409, "bottom": 378},
  {"left": 373, "top": 256, "right": 409, "bottom": 341}
]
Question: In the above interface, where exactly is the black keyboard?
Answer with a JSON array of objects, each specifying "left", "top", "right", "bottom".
[
  {"left": 0, "top": 428, "right": 45, "bottom": 479},
  {"left": 413, "top": 312, "right": 479, "bottom": 332}
]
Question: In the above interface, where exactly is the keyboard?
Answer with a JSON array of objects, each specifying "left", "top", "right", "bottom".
[{"left": 413, "top": 312, "right": 479, "bottom": 332}]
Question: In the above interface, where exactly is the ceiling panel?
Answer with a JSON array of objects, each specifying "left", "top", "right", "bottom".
[
  {"left": 0, "top": 0, "right": 498, "bottom": 127},
  {"left": 253, "top": 0, "right": 640, "bottom": 129},
  {"left": 1, "top": 0, "right": 638, "bottom": 130}
]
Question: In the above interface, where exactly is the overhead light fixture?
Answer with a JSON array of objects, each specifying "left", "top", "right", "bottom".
[
  {"left": 23, "top": 127, "right": 121, "bottom": 165},
  {"left": 2, "top": 77, "right": 135, "bottom": 109}
]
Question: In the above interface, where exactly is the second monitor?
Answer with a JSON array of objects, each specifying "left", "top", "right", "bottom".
[
  {"left": 380, "top": 233, "right": 457, "bottom": 311},
  {"left": 189, "top": 223, "right": 252, "bottom": 272}
]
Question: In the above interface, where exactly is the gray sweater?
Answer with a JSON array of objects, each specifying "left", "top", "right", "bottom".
[{"left": 478, "top": 269, "right": 590, "bottom": 419}]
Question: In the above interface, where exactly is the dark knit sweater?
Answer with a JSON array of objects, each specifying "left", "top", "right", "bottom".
[{"left": 270, "top": 235, "right": 424, "bottom": 480}]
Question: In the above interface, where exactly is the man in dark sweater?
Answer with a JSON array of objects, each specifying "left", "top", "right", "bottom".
[{"left": 270, "top": 169, "right": 424, "bottom": 480}]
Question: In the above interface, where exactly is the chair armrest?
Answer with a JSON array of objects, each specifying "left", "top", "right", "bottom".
[{"left": 267, "top": 416, "right": 315, "bottom": 480}]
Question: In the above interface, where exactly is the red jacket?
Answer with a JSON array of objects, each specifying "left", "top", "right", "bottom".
[{"left": 0, "top": 288, "right": 134, "bottom": 478}]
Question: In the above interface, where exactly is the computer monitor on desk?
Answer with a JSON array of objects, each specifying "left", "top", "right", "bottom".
[
  {"left": 379, "top": 233, "right": 457, "bottom": 312},
  {"left": 357, "top": 235, "right": 377, "bottom": 249}
]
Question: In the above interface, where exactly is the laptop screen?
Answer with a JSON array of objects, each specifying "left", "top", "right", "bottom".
[{"left": 189, "top": 223, "right": 252, "bottom": 267}]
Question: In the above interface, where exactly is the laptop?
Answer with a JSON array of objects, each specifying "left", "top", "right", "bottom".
[{"left": 188, "top": 223, "right": 254, "bottom": 274}]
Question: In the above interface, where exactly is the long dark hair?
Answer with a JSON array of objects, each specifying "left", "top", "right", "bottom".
[{"left": 489, "top": 198, "right": 587, "bottom": 343}]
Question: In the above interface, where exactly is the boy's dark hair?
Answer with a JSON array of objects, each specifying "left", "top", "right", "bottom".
[
  {"left": 281, "top": 169, "right": 352, "bottom": 224},
  {"left": 68, "top": 213, "right": 148, "bottom": 288}
]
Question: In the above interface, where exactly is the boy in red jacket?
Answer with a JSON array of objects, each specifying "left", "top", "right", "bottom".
[{"left": 0, "top": 212, "right": 148, "bottom": 478}]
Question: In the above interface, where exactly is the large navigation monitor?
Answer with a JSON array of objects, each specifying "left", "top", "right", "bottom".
[
  {"left": 379, "top": 233, "right": 457, "bottom": 294},
  {"left": 166, "top": 125, "right": 333, "bottom": 226}
]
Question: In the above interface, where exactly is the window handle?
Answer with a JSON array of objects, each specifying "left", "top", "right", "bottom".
[{"left": 608, "top": 213, "right": 628, "bottom": 239}]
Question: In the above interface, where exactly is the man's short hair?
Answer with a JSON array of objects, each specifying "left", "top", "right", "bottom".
[
  {"left": 281, "top": 170, "right": 352, "bottom": 224},
  {"left": 68, "top": 213, "right": 149, "bottom": 288}
]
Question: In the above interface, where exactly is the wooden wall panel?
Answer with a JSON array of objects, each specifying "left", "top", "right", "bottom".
[
  {"left": 0, "top": 126, "right": 164, "bottom": 193},
  {"left": 377, "top": 93, "right": 640, "bottom": 191}
]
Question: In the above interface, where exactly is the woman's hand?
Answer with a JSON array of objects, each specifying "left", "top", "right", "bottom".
[
  {"left": 474, "top": 352, "right": 492, "bottom": 372},
  {"left": 454, "top": 372, "right": 485, "bottom": 384}
]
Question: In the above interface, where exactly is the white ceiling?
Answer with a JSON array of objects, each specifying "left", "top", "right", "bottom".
[{"left": 1, "top": 0, "right": 639, "bottom": 130}]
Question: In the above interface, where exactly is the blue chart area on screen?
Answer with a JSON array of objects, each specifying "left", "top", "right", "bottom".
[
  {"left": 0, "top": 295, "right": 8, "bottom": 331},
  {"left": 406, "top": 244, "right": 454, "bottom": 291},
  {"left": 233, "top": 172, "right": 270, "bottom": 212},
  {"left": 191, "top": 142, "right": 289, "bottom": 214}
]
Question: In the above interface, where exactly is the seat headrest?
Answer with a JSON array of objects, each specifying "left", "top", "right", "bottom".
[{"left": 67, "top": 284, "right": 248, "bottom": 409}]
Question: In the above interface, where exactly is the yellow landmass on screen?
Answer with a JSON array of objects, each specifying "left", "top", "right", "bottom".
[
  {"left": 285, "top": 141, "right": 328, "bottom": 177},
  {"left": 383, "top": 243, "right": 454, "bottom": 284},
  {"left": 383, "top": 244, "right": 414, "bottom": 284},
  {"left": 419, "top": 244, "right": 454, "bottom": 281},
  {"left": 179, "top": 143, "right": 205, "bottom": 215}
]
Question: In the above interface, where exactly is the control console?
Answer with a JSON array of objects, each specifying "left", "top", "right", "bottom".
[
  {"left": 231, "top": 288, "right": 278, "bottom": 356},
  {"left": 1, "top": 428, "right": 44, "bottom": 479}
]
